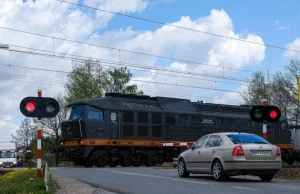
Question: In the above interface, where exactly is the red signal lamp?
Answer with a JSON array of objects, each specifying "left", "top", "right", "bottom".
[
  {"left": 270, "top": 110, "right": 278, "bottom": 119},
  {"left": 25, "top": 101, "right": 36, "bottom": 112}
]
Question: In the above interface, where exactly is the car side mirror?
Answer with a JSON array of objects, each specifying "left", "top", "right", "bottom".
[{"left": 187, "top": 145, "right": 192, "bottom": 149}]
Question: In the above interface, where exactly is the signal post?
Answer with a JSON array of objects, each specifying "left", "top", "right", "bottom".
[
  {"left": 37, "top": 90, "right": 42, "bottom": 178},
  {"left": 262, "top": 99, "right": 267, "bottom": 140}
]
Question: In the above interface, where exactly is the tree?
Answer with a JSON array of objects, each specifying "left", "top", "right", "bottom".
[
  {"left": 32, "top": 93, "right": 67, "bottom": 166},
  {"left": 64, "top": 60, "right": 109, "bottom": 103},
  {"left": 64, "top": 60, "right": 144, "bottom": 103},
  {"left": 107, "top": 67, "right": 143, "bottom": 95},
  {"left": 11, "top": 118, "right": 35, "bottom": 149},
  {"left": 241, "top": 71, "right": 271, "bottom": 105}
]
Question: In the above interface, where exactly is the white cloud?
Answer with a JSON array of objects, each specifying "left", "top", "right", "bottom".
[
  {"left": 1, "top": 115, "right": 13, "bottom": 121},
  {"left": 212, "top": 85, "right": 246, "bottom": 105},
  {"left": 0, "top": 120, "right": 18, "bottom": 142},
  {"left": 284, "top": 38, "right": 300, "bottom": 59}
]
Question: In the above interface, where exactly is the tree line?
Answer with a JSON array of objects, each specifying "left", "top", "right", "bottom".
[{"left": 12, "top": 60, "right": 143, "bottom": 166}]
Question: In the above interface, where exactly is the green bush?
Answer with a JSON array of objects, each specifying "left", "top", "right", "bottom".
[{"left": 0, "top": 169, "right": 57, "bottom": 194}]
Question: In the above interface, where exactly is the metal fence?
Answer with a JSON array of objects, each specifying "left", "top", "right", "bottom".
[{"left": 31, "top": 159, "right": 50, "bottom": 191}]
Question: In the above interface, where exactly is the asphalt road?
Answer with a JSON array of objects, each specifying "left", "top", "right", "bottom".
[{"left": 50, "top": 167, "right": 300, "bottom": 194}]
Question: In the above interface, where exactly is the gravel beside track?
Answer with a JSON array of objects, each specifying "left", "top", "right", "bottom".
[{"left": 51, "top": 172, "right": 118, "bottom": 194}]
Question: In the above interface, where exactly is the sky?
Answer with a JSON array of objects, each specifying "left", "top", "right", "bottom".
[{"left": 0, "top": 0, "right": 300, "bottom": 142}]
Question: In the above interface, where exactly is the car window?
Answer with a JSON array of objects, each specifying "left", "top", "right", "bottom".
[
  {"left": 227, "top": 134, "right": 270, "bottom": 144},
  {"left": 215, "top": 136, "right": 223, "bottom": 146},
  {"left": 205, "top": 135, "right": 222, "bottom": 148},
  {"left": 193, "top": 135, "right": 209, "bottom": 149}
]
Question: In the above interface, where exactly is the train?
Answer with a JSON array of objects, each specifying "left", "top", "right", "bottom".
[{"left": 57, "top": 93, "right": 300, "bottom": 167}]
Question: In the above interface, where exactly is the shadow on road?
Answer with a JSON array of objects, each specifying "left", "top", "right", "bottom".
[{"left": 186, "top": 175, "right": 262, "bottom": 183}]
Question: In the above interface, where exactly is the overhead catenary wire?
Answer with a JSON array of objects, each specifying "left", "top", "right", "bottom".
[
  {"left": 2, "top": 43, "right": 249, "bottom": 84},
  {"left": 0, "top": 74, "right": 241, "bottom": 105},
  {"left": 0, "top": 26, "right": 269, "bottom": 75},
  {"left": 0, "top": 62, "right": 244, "bottom": 94},
  {"left": 56, "top": 0, "right": 300, "bottom": 53}
]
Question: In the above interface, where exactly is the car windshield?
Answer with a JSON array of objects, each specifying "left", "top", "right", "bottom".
[
  {"left": 227, "top": 134, "right": 270, "bottom": 144},
  {"left": 0, "top": 152, "right": 16, "bottom": 158}
]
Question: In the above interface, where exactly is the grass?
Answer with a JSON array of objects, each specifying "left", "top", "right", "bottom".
[{"left": 0, "top": 169, "right": 57, "bottom": 194}]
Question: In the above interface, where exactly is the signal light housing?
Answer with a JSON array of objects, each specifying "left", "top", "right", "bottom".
[
  {"left": 250, "top": 105, "right": 281, "bottom": 122},
  {"left": 20, "top": 97, "right": 60, "bottom": 118}
]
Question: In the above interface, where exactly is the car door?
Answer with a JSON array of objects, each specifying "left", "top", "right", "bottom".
[
  {"left": 201, "top": 135, "right": 223, "bottom": 172},
  {"left": 186, "top": 135, "right": 209, "bottom": 172}
]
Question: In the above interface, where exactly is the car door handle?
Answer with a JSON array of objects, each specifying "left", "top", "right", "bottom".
[
  {"left": 197, "top": 151, "right": 201, "bottom": 154},
  {"left": 212, "top": 150, "right": 215, "bottom": 153}
]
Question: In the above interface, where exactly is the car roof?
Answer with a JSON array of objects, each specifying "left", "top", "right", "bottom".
[{"left": 205, "top": 132, "right": 254, "bottom": 136}]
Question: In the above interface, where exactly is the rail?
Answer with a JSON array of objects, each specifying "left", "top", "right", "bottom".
[{"left": 31, "top": 159, "right": 50, "bottom": 191}]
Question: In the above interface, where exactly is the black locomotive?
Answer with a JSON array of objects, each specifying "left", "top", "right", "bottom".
[{"left": 58, "top": 93, "right": 296, "bottom": 167}]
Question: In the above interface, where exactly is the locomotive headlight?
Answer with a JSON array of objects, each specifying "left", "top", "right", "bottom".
[
  {"left": 60, "top": 141, "right": 64, "bottom": 146},
  {"left": 80, "top": 141, "right": 83, "bottom": 144}
]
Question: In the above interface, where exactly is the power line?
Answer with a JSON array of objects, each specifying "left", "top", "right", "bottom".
[
  {"left": 0, "top": 62, "right": 243, "bottom": 94},
  {"left": 56, "top": 0, "right": 300, "bottom": 53},
  {"left": 0, "top": 74, "right": 241, "bottom": 104},
  {"left": 0, "top": 26, "right": 265, "bottom": 74},
  {"left": 3, "top": 43, "right": 249, "bottom": 84}
]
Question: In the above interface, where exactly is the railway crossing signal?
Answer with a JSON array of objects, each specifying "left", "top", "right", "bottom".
[
  {"left": 20, "top": 96, "right": 60, "bottom": 118},
  {"left": 250, "top": 105, "right": 281, "bottom": 123},
  {"left": 19, "top": 90, "right": 60, "bottom": 179}
]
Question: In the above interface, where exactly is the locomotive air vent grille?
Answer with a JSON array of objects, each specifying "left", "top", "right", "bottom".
[
  {"left": 166, "top": 114, "right": 175, "bottom": 124},
  {"left": 152, "top": 126, "right": 162, "bottom": 137},
  {"left": 138, "top": 112, "right": 148, "bottom": 123},
  {"left": 122, "top": 124, "right": 134, "bottom": 136},
  {"left": 123, "top": 111, "right": 134, "bottom": 123},
  {"left": 137, "top": 126, "right": 148, "bottom": 136},
  {"left": 152, "top": 113, "right": 162, "bottom": 124}
]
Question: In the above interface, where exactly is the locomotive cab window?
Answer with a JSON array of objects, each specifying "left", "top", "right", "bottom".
[
  {"left": 88, "top": 110, "right": 103, "bottom": 120},
  {"left": 66, "top": 106, "right": 85, "bottom": 120}
]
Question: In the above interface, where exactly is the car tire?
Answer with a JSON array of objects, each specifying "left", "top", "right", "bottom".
[
  {"left": 259, "top": 174, "right": 274, "bottom": 182},
  {"left": 212, "top": 160, "right": 226, "bottom": 181},
  {"left": 178, "top": 159, "right": 190, "bottom": 177}
]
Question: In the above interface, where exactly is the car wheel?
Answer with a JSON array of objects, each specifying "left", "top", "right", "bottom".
[
  {"left": 178, "top": 159, "right": 189, "bottom": 177},
  {"left": 259, "top": 174, "right": 274, "bottom": 182},
  {"left": 212, "top": 160, "right": 226, "bottom": 181}
]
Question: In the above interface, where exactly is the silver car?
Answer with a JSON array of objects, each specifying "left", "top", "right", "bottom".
[{"left": 177, "top": 132, "right": 282, "bottom": 181}]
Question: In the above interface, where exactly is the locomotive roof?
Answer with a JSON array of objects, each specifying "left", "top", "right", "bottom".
[
  {"left": 68, "top": 94, "right": 240, "bottom": 113},
  {"left": 67, "top": 93, "right": 287, "bottom": 120}
]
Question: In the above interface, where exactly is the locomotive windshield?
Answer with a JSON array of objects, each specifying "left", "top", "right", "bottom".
[{"left": 65, "top": 106, "right": 85, "bottom": 120}]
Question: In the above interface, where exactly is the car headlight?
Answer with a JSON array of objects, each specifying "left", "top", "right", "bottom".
[
  {"left": 0, "top": 162, "right": 2, "bottom": 165},
  {"left": 13, "top": 161, "right": 17, "bottom": 164}
]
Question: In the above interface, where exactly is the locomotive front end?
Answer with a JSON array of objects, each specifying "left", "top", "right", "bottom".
[{"left": 58, "top": 105, "right": 87, "bottom": 163}]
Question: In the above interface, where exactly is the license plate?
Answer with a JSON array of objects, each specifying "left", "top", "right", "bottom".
[{"left": 252, "top": 150, "right": 270, "bottom": 155}]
